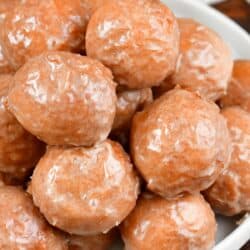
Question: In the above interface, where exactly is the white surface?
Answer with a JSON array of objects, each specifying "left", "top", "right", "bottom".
[{"left": 113, "top": 1, "right": 250, "bottom": 249}]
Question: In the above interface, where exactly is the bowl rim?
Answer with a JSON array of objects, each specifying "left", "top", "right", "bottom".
[{"left": 215, "top": 214, "right": 250, "bottom": 250}]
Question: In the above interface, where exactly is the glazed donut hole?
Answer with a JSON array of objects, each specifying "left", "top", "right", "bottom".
[
  {"left": 220, "top": 60, "right": 250, "bottom": 113},
  {"left": 0, "top": 186, "right": 67, "bottom": 250},
  {"left": 0, "top": 0, "right": 126, "bottom": 70},
  {"left": 204, "top": 106, "right": 250, "bottom": 216},
  {"left": 0, "top": 0, "right": 91, "bottom": 70},
  {"left": 0, "top": 0, "right": 248, "bottom": 249},
  {"left": 156, "top": 18, "right": 233, "bottom": 101},
  {"left": 8, "top": 51, "right": 117, "bottom": 146},
  {"left": 131, "top": 88, "right": 232, "bottom": 198},
  {"left": 120, "top": 193, "right": 217, "bottom": 250},
  {"left": 86, "top": 0, "right": 180, "bottom": 89},
  {"left": 31, "top": 140, "right": 139, "bottom": 235}
]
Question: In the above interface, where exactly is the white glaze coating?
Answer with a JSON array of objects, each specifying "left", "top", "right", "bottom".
[
  {"left": 86, "top": 0, "right": 179, "bottom": 89},
  {"left": 31, "top": 140, "right": 139, "bottom": 235},
  {"left": 131, "top": 88, "right": 232, "bottom": 198},
  {"left": 8, "top": 51, "right": 117, "bottom": 146}
]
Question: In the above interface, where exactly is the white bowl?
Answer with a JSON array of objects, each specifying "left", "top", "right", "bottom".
[{"left": 113, "top": 1, "right": 250, "bottom": 249}]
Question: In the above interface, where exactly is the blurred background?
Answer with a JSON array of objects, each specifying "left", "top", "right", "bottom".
[{"left": 201, "top": 0, "right": 250, "bottom": 33}]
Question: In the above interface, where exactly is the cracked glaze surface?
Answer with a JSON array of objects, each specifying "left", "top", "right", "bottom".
[
  {"left": 166, "top": 18, "right": 233, "bottom": 101},
  {"left": 0, "top": 74, "right": 44, "bottom": 182},
  {"left": 220, "top": 60, "right": 250, "bottom": 113},
  {"left": 204, "top": 107, "right": 250, "bottom": 216},
  {"left": 8, "top": 51, "right": 117, "bottom": 146},
  {"left": 31, "top": 140, "right": 139, "bottom": 235},
  {"left": 86, "top": 0, "right": 179, "bottom": 89},
  {"left": 131, "top": 88, "right": 232, "bottom": 198},
  {"left": 120, "top": 193, "right": 216, "bottom": 250},
  {"left": 0, "top": 186, "right": 67, "bottom": 250},
  {"left": 0, "top": 0, "right": 90, "bottom": 69}
]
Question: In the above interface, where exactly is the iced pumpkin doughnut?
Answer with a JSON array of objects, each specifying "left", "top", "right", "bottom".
[
  {"left": 0, "top": 74, "right": 44, "bottom": 182},
  {"left": 0, "top": 186, "right": 67, "bottom": 250},
  {"left": 8, "top": 51, "right": 117, "bottom": 146},
  {"left": 86, "top": 0, "right": 179, "bottom": 89},
  {"left": 220, "top": 60, "right": 250, "bottom": 113},
  {"left": 68, "top": 230, "right": 116, "bottom": 250},
  {"left": 131, "top": 88, "right": 232, "bottom": 198},
  {"left": 0, "top": 0, "right": 90, "bottom": 69},
  {"left": 120, "top": 193, "right": 216, "bottom": 250},
  {"left": 0, "top": 0, "right": 19, "bottom": 74},
  {"left": 204, "top": 107, "right": 250, "bottom": 216},
  {"left": 31, "top": 140, "right": 139, "bottom": 235},
  {"left": 164, "top": 18, "right": 233, "bottom": 101},
  {"left": 112, "top": 87, "right": 153, "bottom": 133}
]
